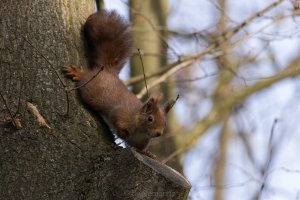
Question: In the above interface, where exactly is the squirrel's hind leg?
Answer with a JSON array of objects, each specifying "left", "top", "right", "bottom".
[{"left": 62, "top": 65, "right": 83, "bottom": 81}]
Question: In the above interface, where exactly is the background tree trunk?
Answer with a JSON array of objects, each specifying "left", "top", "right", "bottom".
[{"left": 0, "top": 0, "right": 190, "bottom": 199}]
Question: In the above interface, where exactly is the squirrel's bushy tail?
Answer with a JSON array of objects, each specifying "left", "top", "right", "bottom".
[{"left": 84, "top": 10, "right": 133, "bottom": 74}]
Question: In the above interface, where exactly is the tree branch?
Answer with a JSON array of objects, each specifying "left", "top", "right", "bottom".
[
  {"left": 125, "top": 0, "right": 284, "bottom": 87},
  {"left": 164, "top": 56, "right": 300, "bottom": 162}
]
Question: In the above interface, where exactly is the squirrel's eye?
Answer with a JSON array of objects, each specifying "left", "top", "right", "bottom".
[{"left": 147, "top": 115, "right": 154, "bottom": 123}]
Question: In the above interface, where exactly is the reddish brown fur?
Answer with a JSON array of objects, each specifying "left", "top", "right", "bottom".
[
  {"left": 84, "top": 10, "right": 133, "bottom": 74},
  {"left": 63, "top": 10, "right": 175, "bottom": 152}
]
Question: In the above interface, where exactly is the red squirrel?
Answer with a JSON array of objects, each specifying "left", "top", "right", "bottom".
[{"left": 63, "top": 10, "right": 177, "bottom": 153}]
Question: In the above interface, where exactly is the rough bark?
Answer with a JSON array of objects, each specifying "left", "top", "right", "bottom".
[{"left": 0, "top": 0, "right": 190, "bottom": 199}]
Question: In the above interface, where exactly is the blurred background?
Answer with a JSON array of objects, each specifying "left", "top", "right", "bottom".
[{"left": 103, "top": 0, "right": 300, "bottom": 199}]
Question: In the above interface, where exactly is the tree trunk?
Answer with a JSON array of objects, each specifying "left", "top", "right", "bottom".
[{"left": 0, "top": 0, "right": 190, "bottom": 199}]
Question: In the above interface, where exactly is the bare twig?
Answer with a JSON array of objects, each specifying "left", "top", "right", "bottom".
[
  {"left": 137, "top": 60, "right": 194, "bottom": 99},
  {"left": 218, "top": 0, "right": 284, "bottom": 42},
  {"left": 26, "top": 102, "right": 51, "bottom": 129},
  {"left": 255, "top": 118, "right": 279, "bottom": 200},
  {"left": 195, "top": 177, "right": 254, "bottom": 190},
  {"left": 137, "top": 48, "right": 149, "bottom": 98},
  {"left": 164, "top": 56, "right": 300, "bottom": 162},
  {"left": 22, "top": 36, "right": 66, "bottom": 87},
  {"left": 15, "top": 72, "right": 25, "bottom": 115},
  {"left": 268, "top": 167, "right": 300, "bottom": 175},
  {"left": 8, "top": 117, "right": 22, "bottom": 129},
  {"left": 124, "top": 1, "right": 180, "bottom": 59},
  {"left": 125, "top": 0, "right": 285, "bottom": 86},
  {"left": 0, "top": 91, "right": 20, "bottom": 129},
  {"left": 21, "top": 35, "right": 70, "bottom": 115},
  {"left": 234, "top": 114, "right": 257, "bottom": 170},
  {"left": 65, "top": 88, "right": 70, "bottom": 117},
  {"left": 174, "top": 72, "right": 219, "bottom": 83},
  {"left": 68, "top": 66, "right": 104, "bottom": 91}
]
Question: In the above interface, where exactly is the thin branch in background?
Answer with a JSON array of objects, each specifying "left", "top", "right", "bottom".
[
  {"left": 164, "top": 55, "right": 300, "bottom": 163},
  {"left": 268, "top": 118, "right": 278, "bottom": 149},
  {"left": 218, "top": 0, "right": 284, "bottom": 43},
  {"left": 165, "top": 28, "right": 209, "bottom": 42},
  {"left": 137, "top": 48, "right": 149, "bottom": 98},
  {"left": 125, "top": 0, "right": 285, "bottom": 87},
  {"left": 132, "top": 51, "right": 165, "bottom": 58},
  {"left": 255, "top": 118, "right": 279, "bottom": 200},
  {"left": 123, "top": 1, "right": 181, "bottom": 59},
  {"left": 161, "top": 145, "right": 181, "bottom": 164},
  {"left": 196, "top": 177, "right": 254, "bottom": 190},
  {"left": 229, "top": 163, "right": 261, "bottom": 183},
  {"left": 137, "top": 60, "right": 194, "bottom": 99},
  {"left": 268, "top": 167, "right": 300, "bottom": 175},
  {"left": 208, "top": 0, "right": 239, "bottom": 27},
  {"left": 174, "top": 72, "right": 219, "bottom": 83},
  {"left": 234, "top": 113, "right": 258, "bottom": 170}
]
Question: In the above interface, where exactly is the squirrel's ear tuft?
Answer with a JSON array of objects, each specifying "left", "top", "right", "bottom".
[
  {"left": 141, "top": 94, "right": 162, "bottom": 113},
  {"left": 141, "top": 97, "right": 155, "bottom": 113},
  {"left": 164, "top": 100, "right": 174, "bottom": 114},
  {"left": 164, "top": 94, "right": 180, "bottom": 114}
]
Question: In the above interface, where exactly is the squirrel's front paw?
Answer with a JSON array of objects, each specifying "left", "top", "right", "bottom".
[
  {"left": 62, "top": 65, "right": 82, "bottom": 81},
  {"left": 143, "top": 151, "right": 157, "bottom": 159}
]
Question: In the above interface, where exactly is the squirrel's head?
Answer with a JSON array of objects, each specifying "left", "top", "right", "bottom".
[{"left": 139, "top": 94, "right": 178, "bottom": 138}]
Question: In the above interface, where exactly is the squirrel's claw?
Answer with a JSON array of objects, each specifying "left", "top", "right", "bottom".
[{"left": 62, "top": 66, "right": 82, "bottom": 81}]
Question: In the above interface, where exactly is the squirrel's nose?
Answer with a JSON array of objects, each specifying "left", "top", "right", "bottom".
[{"left": 155, "top": 131, "right": 162, "bottom": 137}]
